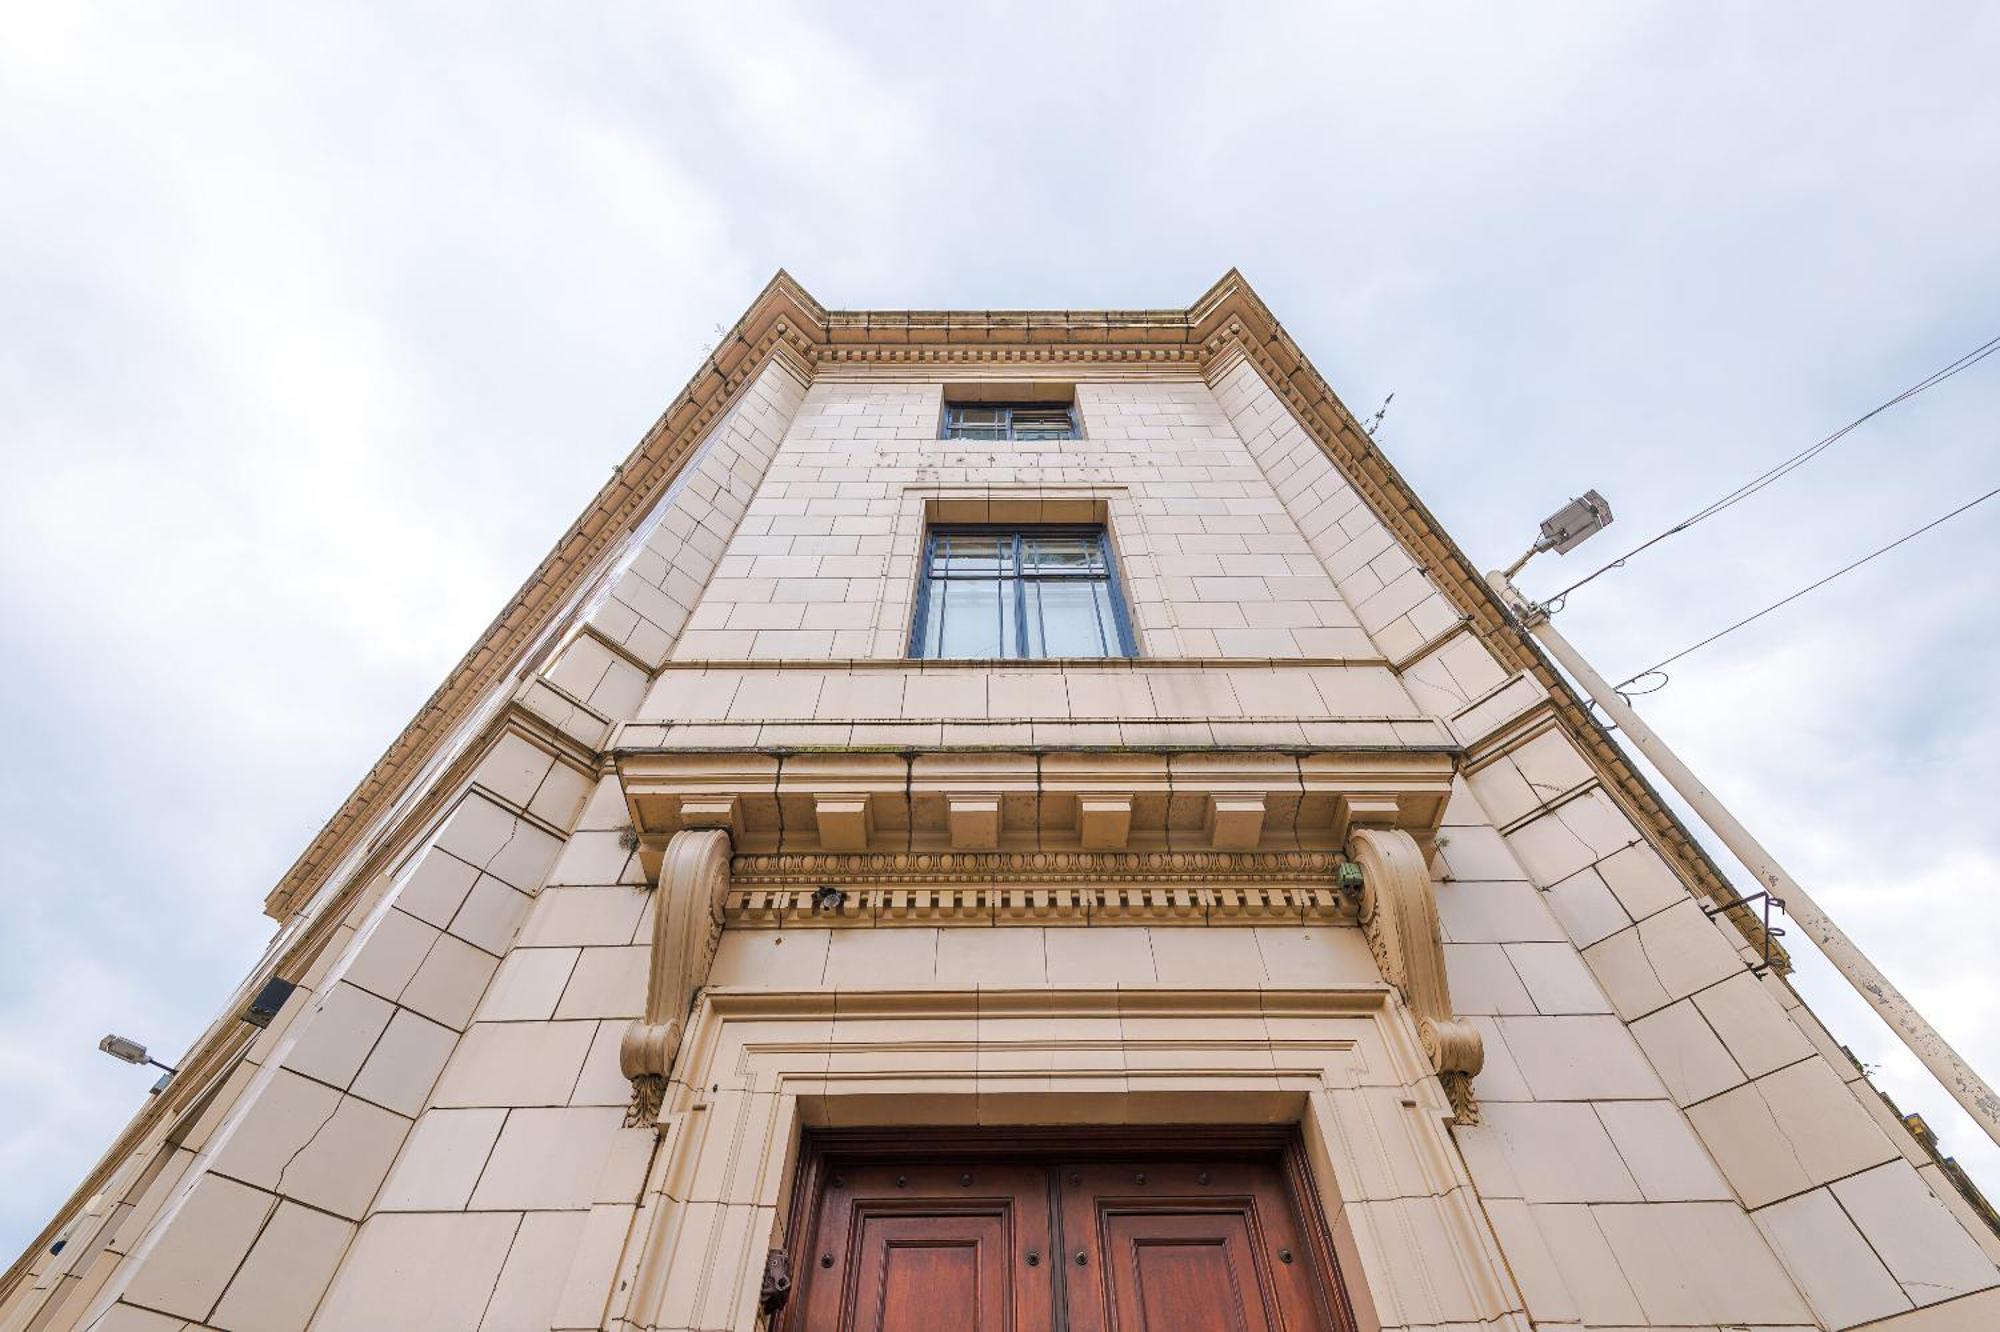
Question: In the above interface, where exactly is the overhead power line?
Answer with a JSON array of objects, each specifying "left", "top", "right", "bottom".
[
  {"left": 1613, "top": 480, "right": 2000, "bottom": 695},
  {"left": 1548, "top": 331, "right": 2000, "bottom": 607}
]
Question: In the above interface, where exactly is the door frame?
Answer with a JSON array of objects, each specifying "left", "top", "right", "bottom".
[{"left": 779, "top": 1124, "right": 1362, "bottom": 1332}]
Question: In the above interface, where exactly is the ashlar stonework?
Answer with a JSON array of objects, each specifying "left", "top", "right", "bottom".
[{"left": 5, "top": 271, "right": 1997, "bottom": 1331}]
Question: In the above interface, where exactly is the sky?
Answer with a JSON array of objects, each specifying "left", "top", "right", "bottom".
[{"left": 2, "top": 1, "right": 1998, "bottom": 1258}]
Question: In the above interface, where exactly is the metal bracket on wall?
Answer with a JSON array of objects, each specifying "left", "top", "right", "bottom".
[{"left": 1702, "top": 889, "right": 1787, "bottom": 975}]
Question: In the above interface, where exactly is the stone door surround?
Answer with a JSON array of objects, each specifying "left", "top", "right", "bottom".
[{"left": 779, "top": 1125, "right": 1362, "bottom": 1332}]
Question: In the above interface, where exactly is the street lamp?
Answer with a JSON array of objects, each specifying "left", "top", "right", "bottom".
[
  {"left": 1487, "top": 492, "right": 2000, "bottom": 1149},
  {"left": 98, "top": 1034, "right": 178, "bottom": 1093}
]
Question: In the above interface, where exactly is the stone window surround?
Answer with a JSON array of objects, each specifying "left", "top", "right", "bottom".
[
  {"left": 885, "top": 485, "right": 1147, "bottom": 657},
  {"left": 606, "top": 985, "right": 1520, "bottom": 1332}
]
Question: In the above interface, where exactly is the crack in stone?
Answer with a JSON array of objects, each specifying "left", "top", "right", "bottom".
[{"left": 273, "top": 1096, "right": 345, "bottom": 1198}]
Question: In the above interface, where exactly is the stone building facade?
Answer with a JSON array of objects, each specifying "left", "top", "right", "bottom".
[{"left": 4, "top": 272, "right": 1997, "bottom": 1330}]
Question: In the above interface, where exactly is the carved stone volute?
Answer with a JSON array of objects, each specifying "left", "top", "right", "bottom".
[
  {"left": 1349, "top": 826, "right": 1484, "bottom": 1123},
  {"left": 619, "top": 827, "right": 732, "bottom": 1124}
]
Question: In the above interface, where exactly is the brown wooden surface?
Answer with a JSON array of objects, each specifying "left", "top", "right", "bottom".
[{"left": 785, "top": 1131, "right": 1346, "bottom": 1332}]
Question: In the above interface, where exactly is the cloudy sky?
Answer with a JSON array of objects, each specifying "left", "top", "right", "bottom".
[{"left": 3, "top": 2, "right": 1998, "bottom": 1255}]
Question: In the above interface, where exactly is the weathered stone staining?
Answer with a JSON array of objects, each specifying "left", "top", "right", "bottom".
[{"left": 5, "top": 271, "right": 1997, "bottom": 1331}]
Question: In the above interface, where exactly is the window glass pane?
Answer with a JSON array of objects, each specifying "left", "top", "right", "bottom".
[
  {"left": 1010, "top": 407, "right": 1075, "bottom": 440},
  {"left": 935, "top": 578, "right": 1005, "bottom": 658},
  {"left": 1021, "top": 533, "right": 1102, "bottom": 574},
  {"left": 1026, "top": 580, "right": 1111, "bottom": 657},
  {"left": 945, "top": 406, "right": 1008, "bottom": 440},
  {"left": 936, "top": 532, "right": 1006, "bottom": 576}
]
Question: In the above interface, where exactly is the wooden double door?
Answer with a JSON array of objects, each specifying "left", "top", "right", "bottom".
[{"left": 782, "top": 1130, "right": 1356, "bottom": 1332}]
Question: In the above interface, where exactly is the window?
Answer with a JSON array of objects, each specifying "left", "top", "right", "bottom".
[
  {"left": 942, "top": 402, "right": 1080, "bottom": 441},
  {"left": 912, "top": 527, "right": 1135, "bottom": 659}
]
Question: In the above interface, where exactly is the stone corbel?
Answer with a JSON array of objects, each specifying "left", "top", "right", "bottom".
[
  {"left": 1349, "top": 826, "right": 1484, "bottom": 1123},
  {"left": 618, "top": 827, "right": 732, "bottom": 1124}
]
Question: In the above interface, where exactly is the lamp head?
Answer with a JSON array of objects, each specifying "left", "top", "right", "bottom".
[
  {"left": 1535, "top": 490, "right": 1615, "bottom": 555},
  {"left": 98, "top": 1034, "right": 149, "bottom": 1065}
]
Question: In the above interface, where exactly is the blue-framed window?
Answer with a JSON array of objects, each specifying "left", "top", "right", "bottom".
[
  {"left": 911, "top": 527, "right": 1136, "bottom": 659},
  {"left": 942, "top": 403, "right": 1080, "bottom": 441}
]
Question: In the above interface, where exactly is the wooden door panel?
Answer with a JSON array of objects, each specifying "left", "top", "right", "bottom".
[
  {"left": 1106, "top": 1211, "right": 1269, "bottom": 1332},
  {"left": 1060, "top": 1161, "right": 1331, "bottom": 1332},
  {"left": 790, "top": 1161, "right": 1055, "bottom": 1332},
  {"left": 785, "top": 1136, "right": 1348, "bottom": 1332}
]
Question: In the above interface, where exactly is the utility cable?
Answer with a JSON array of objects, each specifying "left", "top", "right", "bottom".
[
  {"left": 1613, "top": 480, "right": 2000, "bottom": 695},
  {"left": 1548, "top": 332, "right": 2000, "bottom": 607}
]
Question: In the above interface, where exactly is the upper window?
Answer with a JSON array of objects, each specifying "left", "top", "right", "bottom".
[
  {"left": 911, "top": 527, "right": 1135, "bottom": 659},
  {"left": 942, "top": 403, "right": 1080, "bottom": 441}
]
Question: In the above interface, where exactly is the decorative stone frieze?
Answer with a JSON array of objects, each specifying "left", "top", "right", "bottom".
[
  {"left": 1349, "top": 825, "right": 1485, "bottom": 1124},
  {"left": 619, "top": 826, "right": 732, "bottom": 1123}
]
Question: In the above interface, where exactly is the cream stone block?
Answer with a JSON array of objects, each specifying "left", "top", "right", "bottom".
[
  {"left": 436, "top": 795, "right": 562, "bottom": 892},
  {"left": 822, "top": 927, "right": 938, "bottom": 988},
  {"left": 517, "top": 884, "right": 648, "bottom": 948},
  {"left": 209, "top": 1201, "right": 352, "bottom": 1332},
  {"left": 471, "top": 731, "right": 558, "bottom": 809},
  {"left": 1594, "top": 842, "right": 1687, "bottom": 920},
  {"left": 1477, "top": 1102, "right": 1641, "bottom": 1202},
  {"left": 947, "top": 794, "right": 1002, "bottom": 849},
  {"left": 448, "top": 875, "right": 534, "bottom": 955},
  {"left": 312, "top": 1211, "right": 521, "bottom": 1332},
  {"left": 481, "top": 1209, "right": 588, "bottom": 1332},
  {"left": 1044, "top": 926, "right": 1155, "bottom": 986},
  {"left": 1593, "top": 1200, "right": 1814, "bottom": 1326},
  {"left": 1831, "top": 1161, "right": 1999, "bottom": 1306},
  {"left": 432, "top": 1021, "right": 597, "bottom": 1108},
  {"left": 350, "top": 1008, "right": 457, "bottom": 1116},
  {"left": 934, "top": 927, "right": 1050, "bottom": 987},
  {"left": 813, "top": 794, "right": 873, "bottom": 850},
  {"left": 1630, "top": 996, "right": 1748, "bottom": 1105},
  {"left": 1460, "top": 1017, "right": 1533, "bottom": 1102},
  {"left": 1442, "top": 944, "right": 1535, "bottom": 1016},
  {"left": 1078, "top": 794, "right": 1133, "bottom": 849},
  {"left": 1688, "top": 1057, "right": 1896, "bottom": 1207},
  {"left": 1251, "top": 925, "right": 1379, "bottom": 987},
  {"left": 281, "top": 982, "right": 393, "bottom": 1090},
  {"left": 1584, "top": 899, "right": 1742, "bottom": 1021},
  {"left": 395, "top": 850, "right": 482, "bottom": 929},
  {"left": 1755, "top": 1187, "right": 1912, "bottom": 1328},
  {"left": 546, "top": 829, "right": 639, "bottom": 888},
  {"left": 1692, "top": 971, "right": 1815, "bottom": 1079},
  {"left": 528, "top": 760, "right": 595, "bottom": 829},
  {"left": 1480, "top": 1198, "right": 1578, "bottom": 1324},
  {"left": 549, "top": 1201, "right": 637, "bottom": 1330},
  {"left": 1541, "top": 866, "right": 1630, "bottom": 948},
  {"left": 1432, "top": 876, "right": 1567, "bottom": 943},
  {"left": 121, "top": 1175, "right": 276, "bottom": 1321},
  {"left": 1430, "top": 825, "right": 1520, "bottom": 882},
  {"left": 1526, "top": 1204, "right": 1646, "bottom": 1325},
  {"left": 222, "top": 1079, "right": 406, "bottom": 1219},
  {"left": 1496, "top": 1015, "right": 1666, "bottom": 1100},
  {"left": 568, "top": 1020, "right": 637, "bottom": 1107},
  {"left": 1594, "top": 1100, "right": 1732, "bottom": 1202},
  {"left": 400, "top": 931, "right": 500, "bottom": 1030},
  {"left": 1146, "top": 926, "right": 1265, "bottom": 988},
  {"left": 78, "top": 1307, "right": 185, "bottom": 1332},
  {"left": 480, "top": 947, "right": 581, "bottom": 1021},
  {"left": 468, "top": 1106, "right": 627, "bottom": 1211},
  {"left": 554, "top": 945, "right": 650, "bottom": 1019},
  {"left": 707, "top": 928, "right": 832, "bottom": 989},
  {"left": 375, "top": 1108, "right": 508, "bottom": 1210},
  {"left": 344, "top": 907, "right": 442, "bottom": 1002},
  {"left": 1846, "top": 1288, "right": 2000, "bottom": 1330},
  {"left": 1503, "top": 941, "right": 1611, "bottom": 1015}
]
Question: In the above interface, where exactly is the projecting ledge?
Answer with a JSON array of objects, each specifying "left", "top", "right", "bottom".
[{"left": 614, "top": 746, "right": 1453, "bottom": 861}]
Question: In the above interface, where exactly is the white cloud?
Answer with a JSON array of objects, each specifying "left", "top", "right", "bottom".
[{"left": 2, "top": 0, "right": 1997, "bottom": 1258}]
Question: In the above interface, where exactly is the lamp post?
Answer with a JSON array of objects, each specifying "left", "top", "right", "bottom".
[{"left": 1488, "top": 495, "right": 2000, "bottom": 1148}]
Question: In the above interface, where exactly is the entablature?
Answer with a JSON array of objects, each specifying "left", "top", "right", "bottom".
[{"left": 614, "top": 745, "right": 1454, "bottom": 878}]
